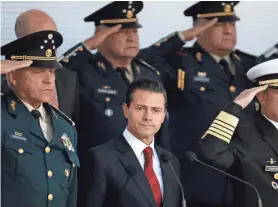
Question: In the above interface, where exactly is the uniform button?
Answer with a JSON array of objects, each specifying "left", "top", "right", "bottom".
[
  {"left": 274, "top": 173, "right": 278, "bottom": 180},
  {"left": 45, "top": 147, "right": 51, "bottom": 153},
  {"left": 200, "top": 86, "right": 206, "bottom": 92},
  {"left": 105, "top": 97, "right": 110, "bottom": 102},
  {"left": 229, "top": 85, "right": 236, "bottom": 93},
  {"left": 18, "top": 148, "right": 24, "bottom": 154},
  {"left": 48, "top": 194, "right": 53, "bottom": 201},
  {"left": 72, "top": 164, "right": 75, "bottom": 168},
  {"left": 47, "top": 171, "right": 53, "bottom": 177}
]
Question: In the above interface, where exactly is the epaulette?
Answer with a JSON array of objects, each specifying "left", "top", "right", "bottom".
[
  {"left": 234, "top": 49, "right": 257, "bottom": 60},
  {"left": 59, "top": 44, "right": 85, "bottom": 63},
  {"left": 50, "top": 105, "right": 75, "bottom": 127},
  {"left": 135, "top": 58, "right": 161, "bottom": 76}
]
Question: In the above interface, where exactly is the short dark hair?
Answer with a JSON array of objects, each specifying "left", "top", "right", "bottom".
[{"left": 126, "top": 77, "right": 167, "bottom": 108}]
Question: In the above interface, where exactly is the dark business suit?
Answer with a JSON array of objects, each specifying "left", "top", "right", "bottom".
[{"left": 85, "top": 135, "right": 182, "bottom": 207}]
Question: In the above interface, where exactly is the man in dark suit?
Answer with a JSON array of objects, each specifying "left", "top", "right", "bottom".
[
  {"left": 1, "top": 30, "right": 79, "bottom": 207},
  {"left": 85, "top": 78, "right": 182, "bottom": 207},
  {"left": 14, "top": 9, "right": 79, "bottom": 122},
  {"left": 139, "top": 2, "right": 273, "bottom": 206},
  {"left": 200, "top": 58, "right": 278, "bottom": 207}
]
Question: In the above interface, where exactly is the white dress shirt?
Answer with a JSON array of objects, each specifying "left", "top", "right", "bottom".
[
  {"left": 21, "top": 100, "right": 53, "bottom": 142},
  {"left": 123, "top": 128, "right": 164, "bottom": 197},
  {"left": 263, "top": 114, "right": 278, "bottom": 130}
]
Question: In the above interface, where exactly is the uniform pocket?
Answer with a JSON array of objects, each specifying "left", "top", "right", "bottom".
[{"left": 3, "top": 131, "right": 33, "bottom": 174}]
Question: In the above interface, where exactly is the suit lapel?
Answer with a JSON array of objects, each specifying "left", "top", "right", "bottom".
[
  {"left": 257, "top": 115, "right": 278, "bottom": 156},
  {"left": 116, "top": 136, "right": 157, "bottom": 207}
]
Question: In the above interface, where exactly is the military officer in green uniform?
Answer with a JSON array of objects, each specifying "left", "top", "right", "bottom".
[
  {"left": 1, "top": 30, "right": 80, "bottom": 207},
  {"left": 200, "top": 58, "right": 278, "bottom": 207}
]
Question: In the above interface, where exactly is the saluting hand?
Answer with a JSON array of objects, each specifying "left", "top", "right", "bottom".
[
  {"left": 233, "top": 85, "right": 268, "bottom": 109},
  {"left": 83, "top": 24, "right": 122, "bottom": 50},
  {"left": 1, "top": 60, "right": 33, "bottom": 74},
  {"left": 182, "top": 17, "right": 218, "bottom": 41}
]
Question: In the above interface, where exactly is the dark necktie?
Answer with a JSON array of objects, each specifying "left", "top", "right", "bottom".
[
  {"left": 219, "top": 59, "right": 233, "bottom": 82},
  {"left": 116, "top": 67, "right": 130, "bottom": 86},
  {"left": 31, "top": 110, "right": 44, "bottom": 137},
  {"left": 143, "top": 147, "right": 162, "bottom": 207}
]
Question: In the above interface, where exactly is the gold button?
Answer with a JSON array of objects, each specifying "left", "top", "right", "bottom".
[
  {"left": 48, "top": 194, "right": 53, "bottom": 201},
  {"left": 200, "top": 86, "right": 206, "bottom": 92},
  {"left": 18, "top": 148, "right": 24, "bottom": 154},
  {"left": 105, "top": 97, "right": 110, "bottom": 102},
  {"left": 45, "top": 147, "right": 51, "bottom": 153},
  {"left": 229, "top": 85, "right": 236, "bottom": 93},
  {"left": 274, "top": 173, "right": 278, "bottom": 180},
  {"left": 47, "top": 171, "right": 53, "bottom": 177}
]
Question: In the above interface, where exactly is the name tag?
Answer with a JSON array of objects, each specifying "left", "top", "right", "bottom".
[
  {"left": 97, "top": 88, "right": 118, "bottom": 95},
  {"left": 193, "top": 76, "right": 210, "bottom": 83},
  {"left": 265, "top": 166, "right": 278, "bottom": 172}
]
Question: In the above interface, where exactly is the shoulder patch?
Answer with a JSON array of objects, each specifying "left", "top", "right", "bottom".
[
  {"left": 135, "top": 58, "right": 160, "bottom": 76},
  {"left": 50, "top": 105, "right": 75, "bottom": 126}
]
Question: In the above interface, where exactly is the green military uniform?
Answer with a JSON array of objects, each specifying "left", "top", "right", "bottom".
[{"left": 1, "top": 30, "right": 80, "bottom": 207}]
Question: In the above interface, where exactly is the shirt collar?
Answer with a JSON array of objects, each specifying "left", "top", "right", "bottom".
[
  {"left": 263, "top": 114, "right": 278, "bottom": 130},
  {"left": 123, "top": 128, "right": 156, "bottom": 158},
  {"left": 210, "top": 53, "right": 231, "bottom": 65},
  {"left": 20, "top": 99, "right": 47, "bottom": 122}
]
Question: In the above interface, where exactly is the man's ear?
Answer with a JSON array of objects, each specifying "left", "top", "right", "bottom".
[
  {"left": 256, "top": 91, "right": 265, "bottom": 106},
  {"left": 6, "top": 71, "right": 17, "bottom": 87},
  {"left": 123, "top": 103, "right": 128, "bottom": 118}
]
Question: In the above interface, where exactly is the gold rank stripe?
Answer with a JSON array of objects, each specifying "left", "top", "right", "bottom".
[
  {"left": 270, "top": 83, "right": 278, "bottom": 86},
  {"left": 100, "top": 18, "right": 138, "bottom": 24},
  {"left": 197, "top": 12, "right": 235, "bottom": 18},
  {"left": 203, "top": 131, "right": 231, "bottom": 143},
  {"left": 181, "top": 71, "right": 185, "bottom": 91},
  {"left": 215, "top": 111, "right": 239, "bottom": 128},
  {"left": 211, "top": 123, "right": 234, "bottom": 136},
  {"left": 177, "top": 69, "right": 182, "bottom": 89},
  {"left": 11, "top": 55, "right": 56, "bottom": 60},
  {"left": 208, "top": 127, "right": 233, "bottom": 139},
  {"left": 213, "top": 120, "right": 235, "bottom": 132},
  {"left": 259, "top": 79, "right": 278, "bottom": 85}
]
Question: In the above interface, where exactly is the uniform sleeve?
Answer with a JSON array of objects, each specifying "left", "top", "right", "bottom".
[
  {"left": 138, "top": 32, "right": 185, "bottom": 61},
  {"left": 60, "top": 42, "right": 93, "bottom": 73},
  {"left": 67, "top": 127, "right": 79, "bottom": 207},
  {"left": 199, "top": 102, "right": 246, "bottom": 171},
  {"left": 86, "top": 149, "right": 107, "bottom": 207}
]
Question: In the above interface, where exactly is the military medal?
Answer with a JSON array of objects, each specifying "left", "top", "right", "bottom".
[{"left": 61, "top": 133, "right": 75, "bottom": 152}]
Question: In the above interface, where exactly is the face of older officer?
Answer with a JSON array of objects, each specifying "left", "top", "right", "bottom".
[
  {"left": 197, "top": 19, "right": 237, "bottom": 57},
  {"left": 257, "top": 88, "right": 278, "bottom": 122},
  {"left": 123, "top": 87, "right": 166, "bottom": 145},
  {"left": 98, "top": 26, "right": 140, "bottom": 59},
  {"left": 7, "top": 67, "right": 56, "bottom": 108}
]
